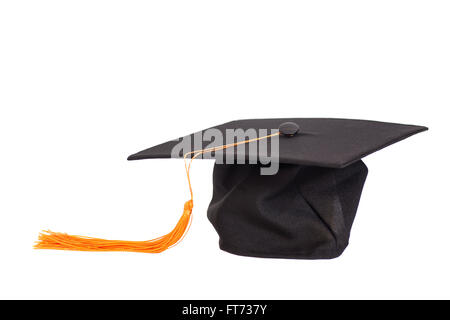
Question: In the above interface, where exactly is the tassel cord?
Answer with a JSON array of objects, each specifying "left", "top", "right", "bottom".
[{"left": 34, "top": 132, "right": 279, "bottom": 253}]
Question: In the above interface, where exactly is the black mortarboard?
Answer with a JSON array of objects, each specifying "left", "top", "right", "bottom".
[
  {"left": 128, "top": 118, "right": 426, "bottom": 168},
  {"left": 35, "top": 118, "right": 427, "bottom": 259},
  {"left": 127, "top": 118, "right": 427, "bottom": 259}
]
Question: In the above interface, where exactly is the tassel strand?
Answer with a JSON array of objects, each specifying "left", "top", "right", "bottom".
[{"left": 34, "top": 132, "right": 279, "bottom": 253}]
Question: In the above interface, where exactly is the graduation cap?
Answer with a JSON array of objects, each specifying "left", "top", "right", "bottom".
[{"left": 35, "top": 118, "right": 427, "bottom": 259}]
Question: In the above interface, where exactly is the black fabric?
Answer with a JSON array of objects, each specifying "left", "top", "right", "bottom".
[
  {"left": 128, "top": 118, "right": 427, "bottom": 168},
  {"left": 207, "top": 161, "right": 368, "bottom": 259}
]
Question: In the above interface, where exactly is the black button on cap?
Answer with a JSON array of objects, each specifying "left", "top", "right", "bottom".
[{"left": 279, "top": 122, "right": 300, "bottom": 136}]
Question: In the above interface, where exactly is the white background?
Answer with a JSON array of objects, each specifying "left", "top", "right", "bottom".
[{"left": 0, "top": 1, "right": 448, "bottom": 299}]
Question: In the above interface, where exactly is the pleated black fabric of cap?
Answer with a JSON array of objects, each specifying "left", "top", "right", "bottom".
[{"left": 127, "top": 118, "right": 428, "bottom": 168}]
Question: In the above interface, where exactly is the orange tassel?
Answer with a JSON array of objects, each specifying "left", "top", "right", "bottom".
[
  {"left": 34, "top": 132, "right": 279, "bottom": 254},
  {"left": 34, "top": 200, "right": 193, "bottom": 253}
]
